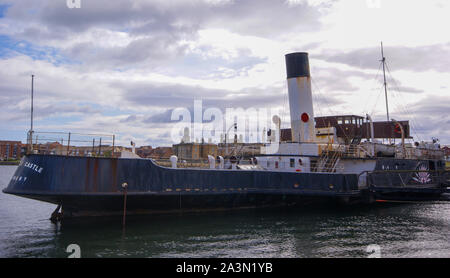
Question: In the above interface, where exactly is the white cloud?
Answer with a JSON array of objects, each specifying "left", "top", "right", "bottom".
[{"left": 0, "top": 0, "right": 449, "bottom": 145}]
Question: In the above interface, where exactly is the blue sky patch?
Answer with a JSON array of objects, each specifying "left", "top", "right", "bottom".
[
  {"left": 0, "top": 4, "right": 10, "bottom": 18},
  {"left": 0, "top": 34, "right": 77, "bottom": 65}
]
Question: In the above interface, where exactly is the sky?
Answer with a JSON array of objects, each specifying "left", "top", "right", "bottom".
[{"left": 0, "top": 0, "right": 449, "bottom": 147}]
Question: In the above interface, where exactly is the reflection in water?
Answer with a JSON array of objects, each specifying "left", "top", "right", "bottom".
[{"left": 1, "top": 166, "right": 449, "bottom": 258}]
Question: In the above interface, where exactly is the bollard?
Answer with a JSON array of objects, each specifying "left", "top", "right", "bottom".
[
  {"left": 218, "top": 156, "right": 224, "bottom": 169},
  {"left": 122, "top": 182, "right": 128, "bottom": 231},
  {"left": 170, "top": 155, "right": 178, "bottom": 168},
  {"left": 208, "top": 155, "right": 215, "bottom": 169}
]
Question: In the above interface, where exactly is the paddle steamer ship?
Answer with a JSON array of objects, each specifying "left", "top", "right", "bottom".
[{"left": 3, "top": 49, "right": 449, "bottom": 218}]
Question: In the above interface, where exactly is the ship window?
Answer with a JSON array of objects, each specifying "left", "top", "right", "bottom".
[
  {"left": 337, "top": 118, "right": 343, "bottom": 124},
  {"left": 275, "top": 161, "right": 279, "bottom": 169},
  {"left": 290, "top": 159, "right": 295, "bottom": 167},
  {"left": 345, "top": 118, "right": 350, "bottom": 124},
  {"left": 298, "top": 158, "right": 303, "bottom": 166}
]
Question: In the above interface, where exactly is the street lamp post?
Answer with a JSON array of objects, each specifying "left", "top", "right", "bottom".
[{"left": 28, "top": 75, "right": 35, "bottom": 153}]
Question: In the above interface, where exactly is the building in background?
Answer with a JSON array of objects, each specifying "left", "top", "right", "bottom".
[
  {"left": 27, "top": 142, "right": 128, "bottom": 157},
  {"left": 136, "top": 145, "right": 153, "bottom": 158},
  {"left": 217, "top": 143, "right": 263, "bottom": 158},
  {"left": 173, "top": 142, "right": 217, "bottom": 160},
  {"left": 269, "top": 116, "right": 411, "bottom": 145},
  {"left": 0, "top": 138, "right": 175, "bottom": 159},
  {"left": 0, "top": 141, "right": 23, "bottom": 160},
  {"left": 173, "top": 142, "right": 263, "bottom": 160},
  {"left": 139, "top": 146, "right": 173, "bottom": 159}
]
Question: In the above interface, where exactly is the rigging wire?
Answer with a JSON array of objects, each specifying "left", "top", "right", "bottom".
[
  {"left": 311, "top": 77, "right": 338, "bottom": 116},
  {"left": 311, "top": 62, "right": 387, "bottom": 144},
  {"left": 384, "top": 62, "right": 424, "bottom": 142},
  {"left": 369, "top": 83, "right": 386, "bottom": 118},
  {"left": 311, "top": 77, "right": 353, "bottom": 142},
  {"left": 382, "top": 88, "right": 415, "bottom": 144},
  {"left": 311, "top": 77, "right": 324, "bottom": 117},
  {"left": 361, "top": 61, "right": 383, "bottom": 116}
]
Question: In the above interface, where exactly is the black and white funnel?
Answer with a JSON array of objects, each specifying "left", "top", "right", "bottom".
[{"left": 285, "top": 52, "right": 315, "bottom": 143}]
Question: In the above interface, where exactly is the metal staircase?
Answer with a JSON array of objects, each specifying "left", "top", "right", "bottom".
[{"left": 316, "top": 144, "right": 343, "bottom": 172}]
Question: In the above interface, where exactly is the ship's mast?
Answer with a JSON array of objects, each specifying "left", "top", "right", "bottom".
[
  {"left": 381, "top": 42, "right": 389, "bottom": 123},
  {"left": 380, "top": 42, "right": 392, "bottom": 144}
]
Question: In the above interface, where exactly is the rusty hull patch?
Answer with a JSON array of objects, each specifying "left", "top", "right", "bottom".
[
  {"left": 111, "top": 158, "right": 118, "bottom": 192},
  {"left": 85, "top": 158, "right": 91, "bottom": 192},
  {"left": 93, "top": 158, "right": 99, "bottom": 192}
]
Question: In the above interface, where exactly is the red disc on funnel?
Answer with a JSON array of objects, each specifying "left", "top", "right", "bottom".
[{"left": 301, "top": 113, "right": 309, "bottom": 123}]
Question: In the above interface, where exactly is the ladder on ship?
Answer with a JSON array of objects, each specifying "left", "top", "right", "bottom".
[{"left": 315, "top": 144, "right": 342, "bottom": 173}]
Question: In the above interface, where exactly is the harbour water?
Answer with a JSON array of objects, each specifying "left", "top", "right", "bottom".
[{"left": 0, "top": 165, "right": 449, "bottom": 258}]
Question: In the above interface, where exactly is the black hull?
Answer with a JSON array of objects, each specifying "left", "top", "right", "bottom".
[
  {"left": 369, "top": 188, "right": 446, "bottom": 202},
  {"left": 3, "top": 154, "right": 448, "bottom": 217},
  {"left": 3, "top": 154, "right": 362, "bottom": 216},
  {"left": 15, "top": 192, "right": 352, "bottom": 217}
]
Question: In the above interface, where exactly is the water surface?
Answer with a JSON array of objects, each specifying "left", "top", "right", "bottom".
[{"left": 1, "top": 165, "right": 449, "bottom": 258}]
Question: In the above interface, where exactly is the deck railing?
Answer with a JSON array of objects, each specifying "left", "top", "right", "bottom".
[
  {"left": 153, "top": 158, "right": 211, "bottom": 168},
  {"left": 26, "top": 131, "right": 116, "bottom": 157}
]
